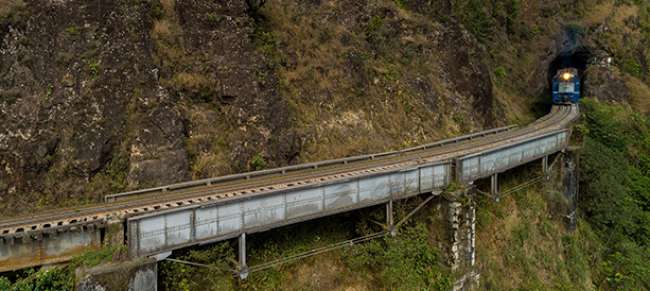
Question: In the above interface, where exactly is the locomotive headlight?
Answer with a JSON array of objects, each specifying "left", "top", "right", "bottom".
[{"left": 562, "top": 72, "right": 573, "bottom": 80}]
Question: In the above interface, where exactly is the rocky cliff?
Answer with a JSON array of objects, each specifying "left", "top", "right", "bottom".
[
  {"left": 0, "top": 0, "right": 498, "bottom": 215},
  {"left": 0, "top": 0, "right": 648, "bottom": 217}
]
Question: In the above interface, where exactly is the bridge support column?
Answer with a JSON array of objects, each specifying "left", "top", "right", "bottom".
[
  {"left": 386, "top": 200, "right": 396, "bottom": 236},
  {"left": 448, "top": 200, "right": 462, "bottom": 271},
  {"left": 542, "top": 155, "right": 549, "bottom": 180},
  {"left": 466, "top": 197, "right": 476, "bottom": 268},
  {"left": 238, "top": 233, "right": 248, "bottom": 280},
  {"left": 446, "top": 187, "right": 480, "bottom": 290},
  {"left": 490, "top": 173, "right": 499, "bottom": 201}
]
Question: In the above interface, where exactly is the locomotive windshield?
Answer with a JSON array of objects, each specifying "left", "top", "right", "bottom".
[{"left": 559, "top": 82, "right": 575, "bottom": 93}]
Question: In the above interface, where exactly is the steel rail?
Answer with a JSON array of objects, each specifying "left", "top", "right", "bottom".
[
  {"left": 0, "top": 107, "right": 571, "bottom": 231},
  {"left": 105, "top": 125, "right": 520, "bottom": 202},
  {"left": 0, "top": 105, "right": 578, "bottom": 237},
  {"left": 0, "top": 106, "right": 574, "bottom": 234},
  {"left": 0, "top": 126, "right": 519, "bottom": 224}
]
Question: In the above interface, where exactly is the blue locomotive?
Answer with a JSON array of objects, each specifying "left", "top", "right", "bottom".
[{"left": 552, "top": 68, "right": 581, "bottom": 104}]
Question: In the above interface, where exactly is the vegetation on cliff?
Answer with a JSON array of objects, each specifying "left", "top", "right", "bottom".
[
  {"left": 0, "top": 0, "right": 649, "bottom": 290},
  {"left": 577, "top": 99, "right": 650, "bottom": 289}
]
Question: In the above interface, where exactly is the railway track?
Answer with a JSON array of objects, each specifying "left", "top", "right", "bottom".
[{"left": 0, "top": 105, "right": 578, "bottom": 238}]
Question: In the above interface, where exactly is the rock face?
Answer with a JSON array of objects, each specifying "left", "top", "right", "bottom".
[
  {"left": 436, "top": 22, "right": 495, "bottom": 125},
  {"left": 584, "top": 66, "right": 631, "bottom": 102},
  {"left": 0, "top": 0, "right": 499, "bottom": 215},
  {"left": 127, "top": 93, "right": 190, "bottom": 188},
  {"left": 0, "top": 1, "right": 190, "bottom": 213}
]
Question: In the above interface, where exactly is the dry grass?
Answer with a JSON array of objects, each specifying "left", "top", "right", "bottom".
[
  {"left": 0, "top": 0, "right": 23, "bottom": 18},
  {"left": 582, "top": 0, "right": 615, "bottom": 27},
  {"left": 153, "top": 19, "right": 172, "bottom": 36},
  {"left": 283, "top": 252, "right": 374, "bottom": 291},
  {"left": 476, "top": 183, "right": 598, "bottom": 290},
  {"left": 166, "top": 72, "right": 212, "bottom": 91},
  {"left": 612, "top": 3, "right": 639, "bottom": 27},
  {"left": 184, "top": 103, "right": 236, "bottom": 178},
  {"left": 260, "top": 0, "right": 478, "bottom": 163},
  {"left": 493, "top": 86, "right": 537, "bottom": 126},
  {"left": 160, "top": 0, "right": 175, "bottom": 16},
  {"left": 153, "top": 0, "right": 177, "bottom": 37},
  {"left": 625, "top": 75, "right": 650, "bottom": 114},
  {"left": 191, "top": 153, "right": 229, "bottom": 178},
  {"left": 151, "top": 0, "right": 184, "bottom": 67}
]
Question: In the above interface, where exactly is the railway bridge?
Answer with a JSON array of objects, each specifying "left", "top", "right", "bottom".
[{"left": 0, "top": 105, "right": 580, "bottom": 286}]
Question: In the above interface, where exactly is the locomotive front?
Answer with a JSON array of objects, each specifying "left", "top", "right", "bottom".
[{"left": 552, "top": 68, "right": 581, "bottom": 104}]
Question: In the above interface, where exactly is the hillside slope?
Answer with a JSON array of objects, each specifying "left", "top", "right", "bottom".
[
  {"left": 0, "top": 0, "right": 649, "bottom": 290},
  {"left": 0, "top": 0, "right": 500, "bottom": 216},
  {"left": 1, "top": 0, "right": 647, "bottom": 215}
]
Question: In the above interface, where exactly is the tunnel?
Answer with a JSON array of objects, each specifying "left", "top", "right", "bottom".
[
  {"left": 547, "top": 47, "right": 592, "bottom": 90},
  {"left": 547, "top": 24, "right": 593, "bottom": 95},
  {"left": 532, "top": 25, "right": 594, "bottom": 114}
]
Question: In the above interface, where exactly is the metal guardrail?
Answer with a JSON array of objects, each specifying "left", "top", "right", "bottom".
[{"left": 105, "top": 125, "right": 516, "bottom": 202}]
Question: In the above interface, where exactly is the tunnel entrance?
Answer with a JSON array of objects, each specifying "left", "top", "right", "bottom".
[
  {"left": 540, "top": 25, "right": 594, "bottom": 110},
  {"left": 547, "top": 48, "right": 592, "bottom": 88}
]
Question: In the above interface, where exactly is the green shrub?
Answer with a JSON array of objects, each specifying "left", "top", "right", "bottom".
[
  {"left": 149, "top": 0, "right": 164, "bottom": 20},
  {"left": 343, "top": 223, "right": 452, "bottom": 290},
  {"left": 64, "top": 26, "right": 79, "bottom": 35},
  {"left": 249, "top": 153, "right": 267, "bottom": 171},
  {"left": 7, "top": 268, "right": 73, "bottom": 291},
  {"left": 494, "top": 66, "right": 508, "bottom": 84},
  {"left": 205, "top": 12, "right": 221, "bottom": 24},
  {"left": 620, "top": 57, "right": 643, "bottom": 78},
  {"left": 159, "top": 242, "right": 235, "bottom": 291},
  {"left": 393, "top": 0, "right": 406, "bottom": 9},
  {"left": 0, "top": 277, "right": 11, "bottom": 290},
  {"left": 88, "top": 61, "right": 100, "bottom": 78},
  {"left": 451, "top": 0, "right": 493, "bottom": 40},
  {"left": 579, "top": 99, "right": 650, "bottom": 289},
  {"left": 366, "top": 15, "right": 384, "bottom": 37}
]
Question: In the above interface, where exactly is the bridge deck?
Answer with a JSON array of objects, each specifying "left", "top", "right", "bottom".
[{"left": 0, "top": 105, "right": 577, "bottom": 238}]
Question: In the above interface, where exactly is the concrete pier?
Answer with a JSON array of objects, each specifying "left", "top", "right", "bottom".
[{"left": 446, "top": 188, "right": 479, "bottom": 290}]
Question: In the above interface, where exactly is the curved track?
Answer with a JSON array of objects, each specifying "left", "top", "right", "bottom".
[{"left": 0, "top": 105, "right": 579, "bottom": 237}]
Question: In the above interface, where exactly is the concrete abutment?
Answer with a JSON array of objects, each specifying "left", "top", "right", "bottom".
[{"left": 75, "top": 257, "right": 157, "bottom": 291}]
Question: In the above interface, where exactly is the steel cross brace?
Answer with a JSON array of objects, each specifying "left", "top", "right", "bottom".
[{"left": 394, "top": 194, "right": 437, "bottom": 231}]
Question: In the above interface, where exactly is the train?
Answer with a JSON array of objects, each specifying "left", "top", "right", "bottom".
[{"left": 551, "top": 68, "right": 581, "bottom": 104}]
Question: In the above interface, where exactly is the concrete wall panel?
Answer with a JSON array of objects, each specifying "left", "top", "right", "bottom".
[
  {"left": 457, "top": 130, "right": 569, "bottom": 182},
  {"left": 405, "top": 170, "right": 419, "bottom": 196},
  {"left": 434, "top": 164, "right": 447, "bottom": 188},
  {"left": 0, "top": 229, "right": 102, "bottom": 272},
  {"left": 286, "top": 188, "right": 324, "bottom": 220},
  {"left": 165, "top": 212, "right": 191, "bottom": 246},
  {"left": 139, "top": 216, "right": 165, "bottom": 253},
  {"left": 324, "top": 182, "right": 357, "bottom": 209},
  {"left": 244, "top": 195, "right": 285, "bottom": 228},
  {"left": 419, "top": 166, "right": 434, "bottom": 192},
  {"left": 217, "top": 203, "right": 242, "bottom": 235},
  {"left": 127, "top": 162, "right": 451, "bottom": 257},
  {"left": 195, "top": 207, "right": 218, "bottom": 240}
]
